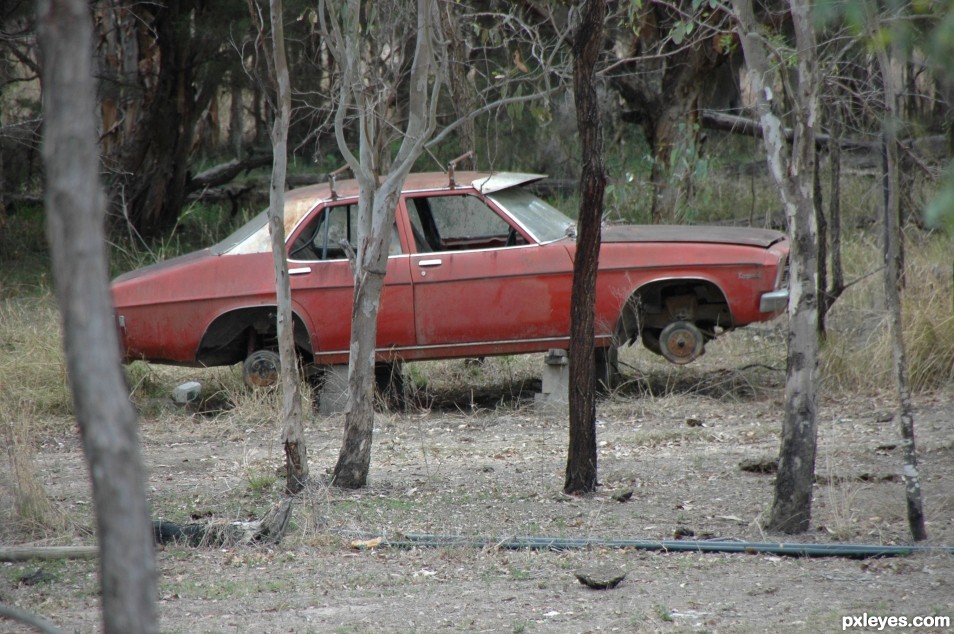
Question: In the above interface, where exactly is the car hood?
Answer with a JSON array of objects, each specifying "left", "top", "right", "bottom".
[{"left": 602, "top": 225, "right": 786, "bottom": 248}]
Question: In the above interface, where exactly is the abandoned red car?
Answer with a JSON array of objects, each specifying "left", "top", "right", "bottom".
[{"left": 111, "top": 171, "right": 789, "bottom": 385}]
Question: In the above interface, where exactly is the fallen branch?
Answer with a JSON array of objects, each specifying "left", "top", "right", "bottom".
[
  {"left": 0, "top": 546, "right": 97, "bottom": 562},
  {"left": 153, "top": 498, "right": 294, "bottom": 548},
  {"left": 700, "top": 110, "right": 949, "bottom": 167},
  {"left": 185, "top": 153, "right": 273, "bottom": 194},
  {"left": 0, "top": 602, "right": 64, "bottom": 634}
]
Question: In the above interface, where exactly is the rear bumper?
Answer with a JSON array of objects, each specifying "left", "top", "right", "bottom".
[{"left": 759, "top": 288, "right": 789, "bottom": 314}]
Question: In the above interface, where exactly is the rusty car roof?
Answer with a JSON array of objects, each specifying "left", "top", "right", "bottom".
[
  {"left": 227, "top": 171, "right": 545, "bottom": 255},
  {"left": 282, "top": 171, "right": 544, "bottom": 202}
]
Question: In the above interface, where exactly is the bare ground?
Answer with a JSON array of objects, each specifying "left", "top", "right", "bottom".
[{"left": 2, "top": 338, "right": 953, "bottom": 633}]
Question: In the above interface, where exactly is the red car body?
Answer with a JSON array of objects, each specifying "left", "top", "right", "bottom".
[{"left": 111, "top": 172, "right": 789, "bottom": 377}]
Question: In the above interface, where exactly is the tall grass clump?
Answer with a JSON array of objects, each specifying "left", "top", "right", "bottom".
[
  {"left": 902, "top": 233, "right": 954, "bottom": 391},
  {"left": 820, "top": 229, "right": 954, "bottom": 394},
  {"left": 2, "top": 399, "right": 67, "bottom": 537},
  {"left": 0, "top": 296, "right": 74, "bottom": 420}
]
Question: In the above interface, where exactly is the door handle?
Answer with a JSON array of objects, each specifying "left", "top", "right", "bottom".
[
  {"left": 417, "top": 259, "right": 443, "bottom": 268},
  {"left": 289, "top": 267, "right": 312, "bottom": 275}
]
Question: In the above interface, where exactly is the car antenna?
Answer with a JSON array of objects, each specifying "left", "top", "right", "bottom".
[
  {"left": 447, "top": 151, "right": 474, "bottom": 189},
  {"left": 328, "top": 164, "right": 352, "bottom": 200}
]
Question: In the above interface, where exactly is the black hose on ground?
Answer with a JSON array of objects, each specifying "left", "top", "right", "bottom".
[{"left": 345, "top": 531, "right": 954, "bottom": 559}]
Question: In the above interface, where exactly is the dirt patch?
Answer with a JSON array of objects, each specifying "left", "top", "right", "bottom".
[{"left": 3, "top": 349, "right": 953, "bottom": 633}]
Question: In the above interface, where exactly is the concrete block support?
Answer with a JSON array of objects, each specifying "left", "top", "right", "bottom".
[
  {"left": 172, "top": 381, "right": 201, "bottom": 404},
  {"left": 535, "top": 349, "right": 569, "bottom": 410}
]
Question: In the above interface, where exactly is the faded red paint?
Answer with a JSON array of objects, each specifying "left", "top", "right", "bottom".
[{"left": 111, "top": 172, "right": 790, "bottom": 370}]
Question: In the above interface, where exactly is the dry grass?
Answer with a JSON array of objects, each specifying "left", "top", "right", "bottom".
[
  {"left": 1, "top": 400, "right": 68, "bottom": 539},
  {"left": 819, "top": 230, "right": 954, "bottom": 393},
  {"left": 0, "top": 296, "right": 73, "bottom": 427}
]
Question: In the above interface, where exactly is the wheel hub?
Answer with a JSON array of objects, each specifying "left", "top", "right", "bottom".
[
  {"left": 659, "top": 321, "right": 704, "bottom": 365},
  {"left": 243, "top": 349, "right": 281, "bottom": 387}
]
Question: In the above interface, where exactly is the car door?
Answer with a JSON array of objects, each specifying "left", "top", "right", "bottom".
[
  {"left": 405, "top": 192, "right": 573, "bottom": 351},
  {"left": 286, "top": 200, "right": 414, "bottom": 362}
]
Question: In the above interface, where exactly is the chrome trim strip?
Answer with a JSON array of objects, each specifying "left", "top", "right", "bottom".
[{"left": 312, "top": 334, "right": 615, "bottom": 358}]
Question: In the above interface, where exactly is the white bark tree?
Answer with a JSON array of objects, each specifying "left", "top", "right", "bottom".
[
  {"left": 868, "top": 8, "right": 927, "bottom": 541},
  {"left": 37, "top": 0, "right": 158, "bottom": 630},
  {"left": 732, "top": 0, "right": 821, "bottom": 533},
  {"left": 320, "top": 0, "right": 443, "bottom": 488},
  {"left": 265, "top": 0, "right": 308, "bottom": 494}
]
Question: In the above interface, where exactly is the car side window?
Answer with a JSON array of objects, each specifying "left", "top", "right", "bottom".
[
  {"left": 289, "top": 203, "right": 401, "bottom": 260},
  {"left": 407, "top": 194, "right": 525, "bottom": 252}
]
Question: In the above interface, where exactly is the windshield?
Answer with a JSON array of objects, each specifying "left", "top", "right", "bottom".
[{"left": 487, "top": 188, "right": 575, "bottom": 244}]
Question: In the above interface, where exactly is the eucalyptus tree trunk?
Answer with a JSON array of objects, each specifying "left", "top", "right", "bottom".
[
  {"left": 733, "top": 0, "right": 820, "bottom": 534},
  {"left": 607, "top": 2, "right": 731, "bottom": 224},
  {"left": 871, "top": 16, "right": 927, "bottom": 542},
  {"left": 437, "top": 3, "right": 476, "bottom": 164},
  {"left": 266, "top": 0, "right": 308, "bottom": 494},
  {"left": 37, "top": 1, "right": 158, "bottom": 631},
  {"left": 564, "top": 0, "right": 606, "bottom": 495},
  {"left": 332, "top": 198, "right": 394, "bottom": 487},
  {"left": 323, "top": 0, "right": 441, "bottom": 488},
  {"left": 649, "top": 100, "right": 702, "bottom": 223},
  {"left": 819, "top": 107, "right": 845, "bottom": 335},
  {"left": 93, "top": 0, "right": 216, "bottom": 237}
]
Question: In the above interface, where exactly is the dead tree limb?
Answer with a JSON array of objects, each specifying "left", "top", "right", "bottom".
[
  {"left": 153, "top": 498, "right": 294, "bottom": 548},
  {"left": 700, "top": 110, "right": 947, "bottom": 165},
  {"left": 0, "top": 546, "right": 98, "bottom": 561},
  {"left": 185, "top": 153, "right": 273, "bottom": 193},
  {"left": 0, "top": 602, "right": 65, "bottom": 634}
]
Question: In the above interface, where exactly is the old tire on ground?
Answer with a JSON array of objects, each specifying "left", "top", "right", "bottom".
[
  {"left": 243, "top": 349, "right": 281, "bottom": 387},
  {"left": 658, "top": 321, "right": 704, "bottom": 365}
]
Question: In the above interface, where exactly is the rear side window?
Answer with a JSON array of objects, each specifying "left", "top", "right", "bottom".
[
  {"left": 406, "top": 194, "right": 525, "bottom": 252},
  {"left": 289, "top": 204, "right": 401, "bottom": 260}
]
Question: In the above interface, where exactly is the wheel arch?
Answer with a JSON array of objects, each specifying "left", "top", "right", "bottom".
[
  {"left": 195, "top": 304, "right": 314, "bottom": 367},
  {"left": 615, "top": 276, "right": 733, "bottom": 345}
]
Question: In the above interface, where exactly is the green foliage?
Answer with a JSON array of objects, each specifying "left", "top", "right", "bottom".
[
  {"left": 927, "top": 0, "right": 954, "bottom": 67},
  {"left": 604, "top": 173, "right": 653, "bottom": 224},
  {"left": 624, "top": 0, "right": 720, "bottom": 44},
  {"left": 925, "top": 168, "right": 954, "bottom": 231},
  {"left": 668, "top": 122, "right": 711, "bottom": 223},
  {"left": 0, "top": 204, "right": 51, "bottom": 296},
  {"left": 245, "top": 468, "right": 279, "bottom": 494},
  {"left": 109, "top": 200, "right": 258, "bottom": 276},
  {"left": 654, "top": 604, "right": 674, "bottom": 622},
  {"left": 602, "top": 126, "right": 653, "bottom": 223}
]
